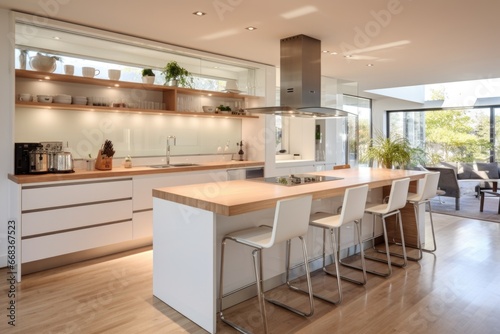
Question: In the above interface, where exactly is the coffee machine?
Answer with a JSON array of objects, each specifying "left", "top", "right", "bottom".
[{"left": 14, "top": 142, "right": 42, "bottom": 174}]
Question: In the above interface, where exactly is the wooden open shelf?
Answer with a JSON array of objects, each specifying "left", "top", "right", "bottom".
[
  {"left": 15, "top": 101, "right": 258, "bottom": 118},
  {"left": 15, "top": 69, "right": 259, "bottom": 119},
  {"left": 15, "top": 69, "right": 257, "bottom": 99}
]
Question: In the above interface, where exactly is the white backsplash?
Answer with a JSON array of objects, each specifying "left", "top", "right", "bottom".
[{"left": 15, "top": 107, "right": 242, "bottom": 159}]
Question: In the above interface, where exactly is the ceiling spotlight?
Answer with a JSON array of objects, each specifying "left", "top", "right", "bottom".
[
  {"left": 330, "top": 51, "right": 338, "bottom": 55},
  {"left": 193, "top": 11, "right": 206, "bottom": 16},
  {"left": 245, "top": 26, "right": 257, "bottom": 31},
  {"left": 344, "top": 55, "right": 352, "bottom": 58},
  {"left": 322, "top": 50, "right": 329, "bottom": 53},
  {"left": 367, "top": 63, "right": 374, "bottom": 67}
]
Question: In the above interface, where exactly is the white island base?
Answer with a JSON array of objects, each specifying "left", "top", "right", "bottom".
[{"left": 152, "top": 168, "right": 427, "bottom": 333}]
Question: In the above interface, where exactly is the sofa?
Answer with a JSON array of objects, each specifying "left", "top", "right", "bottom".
[{"left": 424, "top": 162, "right": 500, "bottom": 210}]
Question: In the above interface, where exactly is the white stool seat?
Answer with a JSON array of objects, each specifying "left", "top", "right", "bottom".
[
  {"left": 310, "top": 212, "right": 342, "bottom": 229},
  {"left": 365, "top": 202, "right": 395, "bottom": 214},
  {"left": 225, "top": 226, "right": 272, "bottom": 248}
]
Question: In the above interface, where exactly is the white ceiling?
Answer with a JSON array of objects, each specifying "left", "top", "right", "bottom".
[{"left": 1, "top": 0, "right": 500, "bottom": 94}]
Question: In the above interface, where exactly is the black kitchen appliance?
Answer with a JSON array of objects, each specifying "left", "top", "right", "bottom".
[{"left": 14, "top": 142, "right": 41, "bottom": 174}]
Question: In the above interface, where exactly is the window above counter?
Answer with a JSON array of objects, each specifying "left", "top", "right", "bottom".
[{"left": 14, "top": 13, "right": 270, "bottom": 97}]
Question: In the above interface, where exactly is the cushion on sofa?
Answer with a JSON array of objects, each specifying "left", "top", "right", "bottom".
[
  {"left": 475, "top": 162, "right": 499, "bottom": 179},
  {"left": 457, "top": 163, "right": 474, "bottom": 179}
]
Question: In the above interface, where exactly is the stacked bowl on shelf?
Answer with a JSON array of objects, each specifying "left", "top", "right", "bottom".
[
  {"left": 37, "top": 95, "right": 53, "bottom": 103},
  {"left": 72, "top": 96, "right": 88, "bottom": 105},
  {"left": 54, "top": 94, "right": 72, "bottom": 104}
]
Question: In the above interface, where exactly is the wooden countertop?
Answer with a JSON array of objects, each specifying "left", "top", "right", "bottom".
[
  {"left": 8, "top": 160, "right": 264, "bottom": 184},
  {"left": 152, "top": 167, "right": 427, "bottom": 216}
]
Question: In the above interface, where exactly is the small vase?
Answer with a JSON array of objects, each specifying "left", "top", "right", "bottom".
[{"left": 19, "top": 52, "right": 26, "bottom": 70}]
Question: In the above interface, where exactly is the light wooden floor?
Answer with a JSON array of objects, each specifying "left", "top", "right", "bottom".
[{"left": 1, "top": 213, "right": 500, "bottom": 334}]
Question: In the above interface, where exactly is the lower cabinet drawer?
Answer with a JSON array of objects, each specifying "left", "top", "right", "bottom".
[
  {"left": 133, "top": 210, "right": 153, "bottom": 239},
  {"left": 22, "top": 221, "right": 133, "bottom": 263},
  {"left": 22, "top": 199, "right": 132, "bottom": 237}
]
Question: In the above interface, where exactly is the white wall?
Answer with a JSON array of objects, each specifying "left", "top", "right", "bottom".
[{"left": 0, "top": 9, "right": 15, "bottom": 267}]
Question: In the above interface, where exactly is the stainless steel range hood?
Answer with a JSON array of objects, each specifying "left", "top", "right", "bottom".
[{"left": 246, "top": 34, "right": 348, "bottom": 117}]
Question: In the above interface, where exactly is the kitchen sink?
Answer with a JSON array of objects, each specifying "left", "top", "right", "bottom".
[{"left": 148, "top": 163, "right": 199, "bottom": 168}]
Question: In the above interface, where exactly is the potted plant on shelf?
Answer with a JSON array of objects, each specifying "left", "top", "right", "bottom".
[
  {"left": 141, "top": 68, "right": 155, "bottom": 84},
  {"left": 162, "top": 61, "right": 192, "bottom": 87},
  {"left": 362, "top": 131, "right": 413, "bottom": 169}
]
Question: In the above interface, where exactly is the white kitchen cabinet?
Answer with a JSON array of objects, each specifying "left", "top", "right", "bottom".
[
  {"left": 133, "top": 211, "right": 153, "bottom": 240},
  {"left": 23, "top": 222, "right": 133, "bottom": 263},
  {"left": 22, "top": 178, "right": 132, "bottom": 211},
  {"left": 20, "top": 178, "right": 133, "bottom": 265},
  {"left": 132, "top": 170, "right": 228, "bottom": 239},
  {"left": 22, "top": 199, "right": 132, "bottom": 236}
]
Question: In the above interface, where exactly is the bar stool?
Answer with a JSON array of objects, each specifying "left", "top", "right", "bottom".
[
  {"left": 307, "top": 184, "right": 369, "bottom": 305},
  {"left": 406, "top": 171, "right": 440, "bottom": 258},
  {"left": 363, "top": 178, "right": 410, "bottom": 277},
  {"left": 218, "top": 195, "right": 314, "bottom": 334}
]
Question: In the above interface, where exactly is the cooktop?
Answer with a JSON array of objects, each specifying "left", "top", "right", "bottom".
[{"left": 263, "top": 173, "right": 343, "bottom": 186}]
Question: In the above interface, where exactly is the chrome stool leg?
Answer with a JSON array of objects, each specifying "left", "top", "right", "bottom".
[{"left": 270, "top": 238, "right": 315, "bottom": 314}]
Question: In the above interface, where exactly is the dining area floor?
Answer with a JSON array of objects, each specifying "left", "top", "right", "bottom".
[{"left": 1, "top": 212, "right": 499, "bottom": 333}]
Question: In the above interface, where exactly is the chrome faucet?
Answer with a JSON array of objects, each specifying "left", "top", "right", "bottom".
[{"left": 166, "top": 135, "right": 176, "bottom": 165}]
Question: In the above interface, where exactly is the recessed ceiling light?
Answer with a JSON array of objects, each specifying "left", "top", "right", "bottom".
[
  {"left": 367, "top": 63, "right": 374, "bottom": 67},
  {"left": 193, "top": 11, "right": 206, "bottom": 16},
  {"left": 245, "top": 26, "right": 257, "bottom": 31},
  {"left": 330, "top": 51, "right": 338, "bottom": 55},
  {"left": 322, "top": 50, "right": 329, "bottom": 53},
  {"left": 53, "top": 36, "right": 60, "bottom": 40},
  {"left": 344, "top": 55, "right": 352, "bottom": 58}
]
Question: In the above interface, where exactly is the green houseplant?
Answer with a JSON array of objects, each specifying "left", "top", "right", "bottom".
[
  {"left": 141, "top": 68, "right": 155, "bottom": 84},
  {"left": 162, "top": 61, "right": 192, "bottom": 87},
  {"left": 362, "top": 131, "right": 412, "bottom": 169}
]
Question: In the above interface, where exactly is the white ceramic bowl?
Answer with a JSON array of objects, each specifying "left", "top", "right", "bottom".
[
  {"left": 202, "top": 105, "right": 215, "bottom": 113},
  {"left": 72, "top": 96, "right": 88, "bottom": 105},
  {"left": 37, "top": 95, "right": 53, "bottom": 103}
]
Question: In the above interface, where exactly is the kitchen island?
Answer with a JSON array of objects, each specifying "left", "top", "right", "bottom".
[{"left": 152, "top": 167, "right": 427, "bottom": 333}]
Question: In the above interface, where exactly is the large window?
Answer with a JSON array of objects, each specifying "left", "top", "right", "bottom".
[
  {"left": 388, "top": 106, "right": 500, "bottom": 164},
  {"left": 343, "top": 95, "right": 371, "bottom": 166}
]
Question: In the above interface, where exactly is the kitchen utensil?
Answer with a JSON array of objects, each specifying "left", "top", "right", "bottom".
[
  {"left": 82, "top": 67, "right": 100, "bottom": 78},
  {"left": 37, "top": 95, "right": 53, "bottom": 103},
  {"left": 64, "top": 64, "right": 74, "bottom": 75},
  {"left": 53, "top": 151, "right": 74, "bottom": 172},
  {"left": 72, "top": 96, "right": 88, "bottom": 105},
  {"left": 202, "top": 105, "right": 215, "bottom": 112},
  {"left": 101, "top": 139, "right": 115, "bottom": 157},
  {"left": 108, "top": 69, "right": 121, "bottom": 80},
  {"left": 54, "top": 94, "right": 72, "bottom": 104},
  {"left": 29, "top": 148, "right": 48, "bottom": 173},
  {"left": 29, "top": 53, "right": 57, "bottom": 72},
  {"left": 19, "top": 93, "right": 31, "bottom": 101}
]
